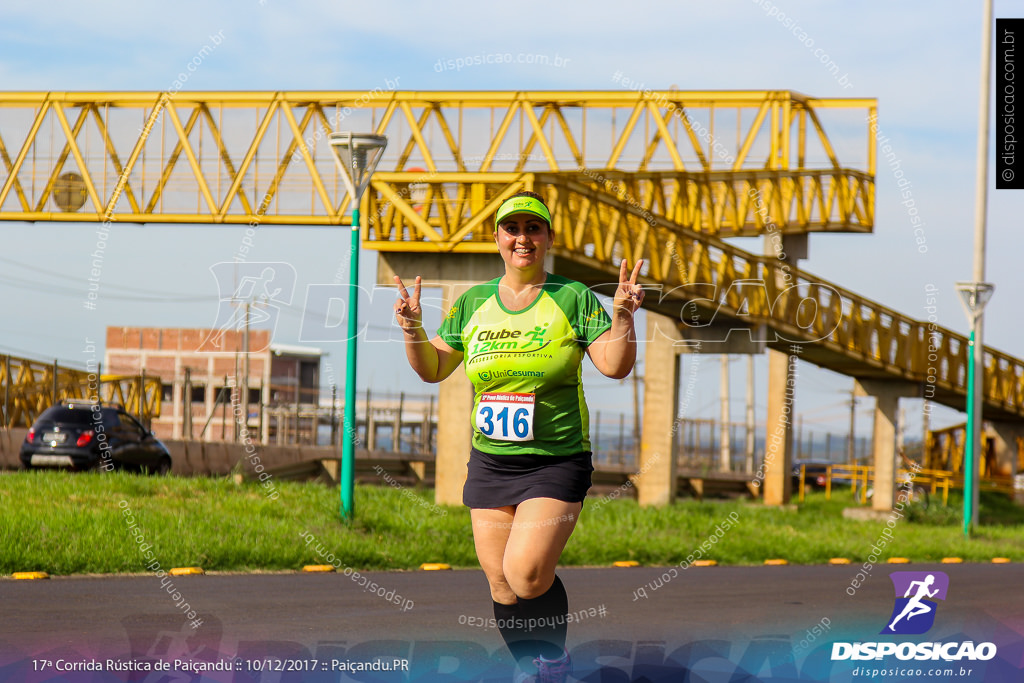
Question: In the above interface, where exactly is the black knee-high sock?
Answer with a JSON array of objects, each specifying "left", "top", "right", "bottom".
[
  {"left": 493, "top": 576, "right": 570, "bottom": 667},
  {"left": 515, "top": 575, "right": 569, "bottom": 661},
  {"left": 493, "top": 599, "right": 535, "bottom": 666}
]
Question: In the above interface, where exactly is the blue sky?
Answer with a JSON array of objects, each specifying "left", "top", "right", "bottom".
[{"left": 0, "top": 0, "right": 1020, "bottom": 443}]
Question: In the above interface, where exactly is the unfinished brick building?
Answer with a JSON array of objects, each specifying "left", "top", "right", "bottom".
[{"left": 104, "top": 326, "right": 321, "bottom": 444}]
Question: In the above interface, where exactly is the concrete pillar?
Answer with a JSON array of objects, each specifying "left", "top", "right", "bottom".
[
  {"left": 757, "top": 227, "right": 807, "bottom": 506},
  {"left": 855, "top": 380, "right": 918, "bottom": 512},
  {"left": 761, "top": 346, "right": 799, "bottom": 505},
  {"left": 377, "top": 252, "right": 501, "bottom": 506},
  {"left": 637, "top": 312, "right": 683, "bottom": 506}
]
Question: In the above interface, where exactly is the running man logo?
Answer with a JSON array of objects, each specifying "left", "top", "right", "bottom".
[
  {"left": 521, "top": 323, "right": 549, "bottom": 348},
  {"left": 881, "top": 571, "right": 949, "bottom": 635},
  {"left": 201, "top": 262, "right": 296, "bottom": 352}
]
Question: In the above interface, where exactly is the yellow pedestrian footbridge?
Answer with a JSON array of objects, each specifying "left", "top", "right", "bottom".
[{"left": 0, "top": 89, "right": 1021, "bottom": 432}]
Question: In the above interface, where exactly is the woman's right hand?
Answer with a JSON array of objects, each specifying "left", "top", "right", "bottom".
[{"left": 393, "top": 275, "right": 423, "bottom": 336}]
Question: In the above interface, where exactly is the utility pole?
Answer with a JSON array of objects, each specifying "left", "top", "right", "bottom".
[
  {"left": 232, "top": 352, "right": 239, "bottom": 441},
  {"left": 745, "top": 355, "right": 755, "bottom": 473},
  {"left": 719, "top": 355, "right": 731, "bottom": 472},
  {"left": 797, "top": 415, "right": 804, "bottom": 460},
  {"left": 896, "top": 404, "right": 905, "bottom": 461},
  {"left": 922, "top": 399, "right": 931, "bottom": 467},
  {"left": 242, "top": 301, "right": 251, "bottom": 440},
  {"left": 848, "top": 388, "right": 857, "bottom": 464},
  {"left": 632, "top": 361, "right": 642, "bottom": 467}
]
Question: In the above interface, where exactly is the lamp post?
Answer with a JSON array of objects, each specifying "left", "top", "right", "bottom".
[
  {"left": 955, "top": 0, "right": 995, "bottom": 538},
  {"left": 328, "top": 132, "right": 388, "bottom": 520}
]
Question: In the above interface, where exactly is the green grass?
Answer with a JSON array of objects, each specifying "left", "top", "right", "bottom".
[{"left": 2, "top": 471, "right": 1023, "bottom": 575}]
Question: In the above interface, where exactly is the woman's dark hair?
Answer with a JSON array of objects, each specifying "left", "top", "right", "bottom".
[{"left": 508, "top": 189, "right": 546, "bottom": 205}]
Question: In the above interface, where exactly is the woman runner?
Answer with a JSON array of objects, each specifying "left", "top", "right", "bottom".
[{"left": 393, "top": 191, "right": 643, "bottom": 682}]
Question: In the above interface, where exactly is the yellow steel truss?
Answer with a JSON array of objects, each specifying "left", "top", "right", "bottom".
[
  {"left": 0, "top": 91, "right": 873, "bottom": 236},
  {"left": 0, "top": 354, "right": 160, "bottom": 428},
  {"left": 364, "top": 167, "right": 873, "bottom": 247}
]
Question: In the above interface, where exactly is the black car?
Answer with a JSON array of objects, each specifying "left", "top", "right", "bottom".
[
  {"left": 20, "top": 401, "right": 172, "bottom": 474},
  {"left": 791, "top": 461, "right": 853, "bottom": 491}
]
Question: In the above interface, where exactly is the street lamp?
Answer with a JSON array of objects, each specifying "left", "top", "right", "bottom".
[
  {"left": 328, "top": 132, "right": 388, "bottom": 520},
  {"left": 956, "top": 0, "right": 995, "bottom": 538},
  {"left": 956, "top": 281, "right": 994, "bottom": 536}
]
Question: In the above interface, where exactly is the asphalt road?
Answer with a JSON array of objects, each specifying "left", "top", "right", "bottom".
[{"left": 1, "top": 564, "right": 1022, "bottom": 682}]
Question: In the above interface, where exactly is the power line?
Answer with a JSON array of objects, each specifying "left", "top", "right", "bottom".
[{"left": 0, "top": 273, "right": 210, "bottom": 303}]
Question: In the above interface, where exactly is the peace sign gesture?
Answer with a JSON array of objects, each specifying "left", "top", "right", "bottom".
[
  {"left": 393, "top": 275, "right": 423, "bottom": 335},
  {"left": 612, "top": 259, "right": 645, "bottom": 316}
]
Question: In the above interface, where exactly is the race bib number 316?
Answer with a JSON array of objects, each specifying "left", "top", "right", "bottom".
[{"left": 475, "top": 392, "right": 536, "bottom": 442}]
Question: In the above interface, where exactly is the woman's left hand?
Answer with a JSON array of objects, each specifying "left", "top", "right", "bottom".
[{"left": 612, "top": 258, "right": 645, "bottom": 316}]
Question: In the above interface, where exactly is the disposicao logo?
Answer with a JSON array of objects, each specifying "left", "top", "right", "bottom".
[
  {"left": 831, "top": 571, "right": 998, "bottom": 663},
  {"left": 882, "top": 571, "right": 948, "bottom": 635}
]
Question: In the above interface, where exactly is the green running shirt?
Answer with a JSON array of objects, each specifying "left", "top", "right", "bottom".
[{"left": 438, "top": 274, "right": 612, "bottom": 456}]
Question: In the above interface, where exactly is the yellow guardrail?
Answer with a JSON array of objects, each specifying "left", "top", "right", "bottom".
[
  {"left": 0, "top": 354, "right": 161, "bottom": 427},
  {"left": 798, "top": 463, "right": 1015, "bottom": 505}
]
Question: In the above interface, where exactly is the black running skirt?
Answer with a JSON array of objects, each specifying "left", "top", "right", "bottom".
[{"left": 462, "top": 447, "right": 594, "bottom": 509}]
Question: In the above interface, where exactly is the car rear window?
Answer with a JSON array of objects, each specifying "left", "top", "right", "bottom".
[{"left": 37, "top": 406, "right": 99, "bottom": 425}]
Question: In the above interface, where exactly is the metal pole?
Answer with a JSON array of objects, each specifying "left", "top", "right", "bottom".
[
  {"left": 243, "top": 301, "right": 250, "bottom": 440},
  {"left": 617, "top": 412, "right": 625, "bottom": 465},
  {"left": 745, "top": 355, "right": 755, "bottom": 473},
  {"left": 258, "top": 377, "right": 264, "bottom": 444},
  {"left": 139, "top": 369, "right": 146, "bottom": 426},
  {"left": 395, "top": 391, "right": 405, "bottom": 453},
  {"left": 965, "top": 0, "right": 994, "bottom": 536},
  {"left": 896, "top": 404, "right": 905, "bottom": 460},
  {"left": 922, "top": 399, "right": 930, "bottom": 468},
  {"left": 183, "top": 367, "right": 192, "bottom": 440},
  {"left": 719, "top": 355, "right": 731, "bottom": 472},
  {"left": 341, "top": 204, "right": 361, "bottom": 519},
  {"left": 848, "top": 388, "right": 856, "bottom": 464},
  {"left": 330, "top": 384, "right": 338, "bottom": 449},
  {"left": 232, "top": 353, "right": 238, "bottom": 441},
  {"left": 632, "top": 360, "right": 641, "bottom": 467},
  {"left": 426, "top": 394, "right": 435, "bottom": 454},
  {"left": 221, "top": 375, "right": 228, "bottom": 440},
  {"left": 4, "top": 355, "right": 10, "bottom": 428}
]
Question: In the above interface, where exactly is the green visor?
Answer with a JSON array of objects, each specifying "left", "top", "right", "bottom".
[{"left": 494, "top": 196, "right": 551, "bottom": 226}]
